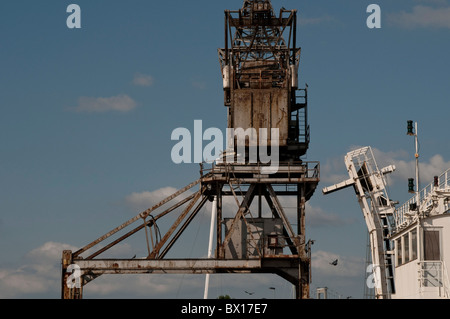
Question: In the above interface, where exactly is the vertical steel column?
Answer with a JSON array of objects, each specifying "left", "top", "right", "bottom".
[
  {"left": 300, "top": 259, "right": 310, "bottom": 299},
  {"left": 297, "top": 184, "right": 306, "bottom": 246},
  {"left": 292, "top": 10, "right": 297, "bottom": 64},
  {"left": 216, "top": 185, "right": 223, "bottom": 259},
  {"left": 61, "top": 250, "right": 72, "bottom": 299},
  {"left": 61, "top": 250, "right": 83, "bottom": 300}
]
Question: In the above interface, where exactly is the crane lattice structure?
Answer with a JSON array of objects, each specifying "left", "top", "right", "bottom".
[{"left": 219, "top": 0, "right": 308, "bottom": 160}]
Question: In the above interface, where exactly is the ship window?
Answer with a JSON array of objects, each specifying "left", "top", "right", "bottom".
[
  {"left": 396, "top": 238, "right": 402, "bottom": 266},
  {"left": 424, "top": 230, "right": 440, "bottom": 261},
  {"left": 411, "top": 229, "right": 418, "bottom": 261},
  {"left": 404, "top": 233, "right": 410, "bottom": 263}
]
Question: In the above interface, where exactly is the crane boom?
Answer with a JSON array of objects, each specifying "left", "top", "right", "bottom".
[{"left": 323, "top": 146, "right": 396, "bottom": 299}]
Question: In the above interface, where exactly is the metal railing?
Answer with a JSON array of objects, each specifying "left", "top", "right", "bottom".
[
  {"left": 395, "top": 168, "right": 450, "bottom": 230},
  {"left": 418, "top": 261, "right": 450, "bottom": 298},
  {"left": 201, "top": 160, "right": 320, "bottom": 179}
]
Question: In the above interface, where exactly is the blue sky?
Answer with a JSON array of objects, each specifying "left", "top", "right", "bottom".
[{"left": 0, "top": 0, "right": 449, "bottom": 299}]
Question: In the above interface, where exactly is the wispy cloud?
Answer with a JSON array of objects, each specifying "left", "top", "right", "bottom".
[
  {"left": 321, "top": 147, "right": 450, "bottom": 190},
  {"left": 125, "top": 187, "right": 180, "bottom": 211},
  {"left": 0, "top": 241, "right": 187, "bottom": 298},
  {"left": 388, "top": 5, "right": 450, "bottom": 29},
  {"left": 71, "top": 95, "right": 137, "bottom": 113},
  {"left": 306, "top": 203, "right": 357, "bottom": 228},
  {"left": 133, "top": 73, "right": 155, "bottom": 87},
  {"left": 320, "top": 156, "right": 350, "bottom": 185},
  {"left": 0, "top": 242, "right": 78, "bottom": 298},
  {"left": 373, "top": 148, "right": 450, "bottom": 186}
]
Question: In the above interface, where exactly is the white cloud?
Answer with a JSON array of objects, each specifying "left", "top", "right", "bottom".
[
  {"left": 125, "top": 187, "right": 180, "bottom": 211},
  {"left": 372, "top": 148, "right": 450, "bottom": 186},
  {"left": 133, "top": 73, "right": 154, "bottom": 87},
  {"left": 0, "top": 241, "right": 140, "bottom": 298},
  {"left": 0, "top": 242, "right": 78, "bottom": 298},
  {"left": 25, "top": 242, "right": 77, "bottom": 271},
  {"left": 388, "top": 5, "right": 450, "bottom": 29},
  {"left": 321, "top": 147, "right": 450, "bottom": 190},
  {"left": 72, "top": 95, "right": 137, "bottom": 113},
  {"left": 0, "top": 269, "right": 49, "bottom": 298},
  {"left": 320, "top": 156, "right": 349, "bottom": 185}
]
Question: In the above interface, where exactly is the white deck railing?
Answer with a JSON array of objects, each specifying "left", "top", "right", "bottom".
[
  {"left": 418, "top": 261, "right": 450, "bottom": 298},
  {"left": 394, "top": 168, "right": 450, "bottom": 230}
]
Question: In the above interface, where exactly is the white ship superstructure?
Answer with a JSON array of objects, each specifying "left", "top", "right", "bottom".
[
  {"left": 390, "top": 168, "right": 450, "bottom": 299},
  {"left": 323, "top": 146, "right": 450, "bottom": 299}
]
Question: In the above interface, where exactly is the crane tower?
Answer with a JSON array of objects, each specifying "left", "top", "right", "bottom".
[{"left": 219, "top": 0, "right": 309, "bottom": 161}]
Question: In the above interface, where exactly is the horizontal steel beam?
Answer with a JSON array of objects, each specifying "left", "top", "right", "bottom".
[
  {"left": 211, "top": 164, "right": 308, "bottom": 173},
  {"left": 202, "top": 177, "right": 320, "bottom": 184},
  {"left": 229, "top": 18, "right": 293, "bottom": 28},
  {"left": 220, "top": 191, "right": 300, "bottom": 196},
  {"left": 72, "top": 258, "right": 303, "bottom": 278},
  {"left": 74, "top": 259, "right": 262, "bottom": 275}
]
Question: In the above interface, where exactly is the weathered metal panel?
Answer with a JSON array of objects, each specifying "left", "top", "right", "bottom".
[
  {"left": 74, "top": 259, "right": 262, "bottom": 274},
  {"left": 224, "top": 218, "right": 285, "bottom": 259},
  {"left": 224, "top": 218, "right": 245, "bottom": 259},
  {"left": 271, "top": 90, "right": 289, "bottom": 144},
  {"left": 231, "top": 89, "right": 289, "bottom": 147},
  {"left": 232, "top": 91, "right": 253, "bottom": 133}
]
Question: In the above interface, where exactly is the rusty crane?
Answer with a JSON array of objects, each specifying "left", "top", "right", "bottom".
[{"left": 62, "top": 0, "right": 320, "bottom": 299}]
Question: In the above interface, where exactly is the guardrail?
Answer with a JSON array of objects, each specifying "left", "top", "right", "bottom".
[
  {"left": 418, "top": 261, "right": 450, "bottom": 298},
  {"left": 394, "top": 168, "right": 450, "bottom": 230},
  {"left": 200, "top": 160, "right": 320, "bottom": 179}
]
